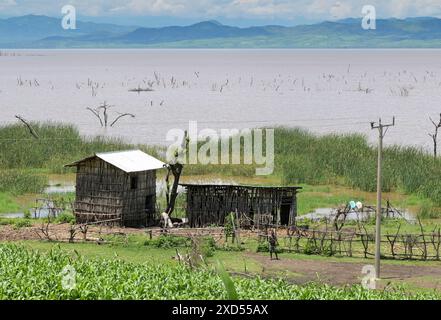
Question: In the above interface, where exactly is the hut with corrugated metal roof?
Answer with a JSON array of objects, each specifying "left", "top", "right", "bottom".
[{"left": 66, "top": 150, "right": 165, "bottom": 227}]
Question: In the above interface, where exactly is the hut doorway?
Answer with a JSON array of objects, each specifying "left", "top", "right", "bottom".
[
  {"left": 145, "top": 195, "right": 154, "bottom": 212},
  {"left": 145, "top": 195, "right": 155, "bottom": 225},
  {"left": 280, "top": 197, "right": 293, "bottom": 225}
]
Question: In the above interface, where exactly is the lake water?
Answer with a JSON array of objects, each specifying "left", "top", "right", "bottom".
[
  {"left": 0, "top": 49, "right": 440, "bottom": 149},
  {"left": 297, "top": 207, "right": 416, "bottom": 223}
]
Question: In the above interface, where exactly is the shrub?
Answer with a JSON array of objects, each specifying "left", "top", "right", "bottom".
[
  {"left": 55, "top": 212, "right": 76, "bottom": 224},
  {"left": 13, "top": 219, "right": 32, "bottom": 229}
]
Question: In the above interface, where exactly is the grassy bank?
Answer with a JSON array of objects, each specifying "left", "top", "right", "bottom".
[
  {"left": 0, "top": 122, "right": 160, "bottom": 197},
  {"left": 0, "top": 122, "right": 439, "bottom": 216},
  {"left": 276, "top": 128, "right": 440, "bottom": 207},
  {"left": 0, "top": 122, "right": 160, "bottom": 172}
]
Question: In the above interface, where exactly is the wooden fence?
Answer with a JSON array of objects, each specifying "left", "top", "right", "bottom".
[{"left": 258, "top": 226, "right": 441, "bottom": 261}]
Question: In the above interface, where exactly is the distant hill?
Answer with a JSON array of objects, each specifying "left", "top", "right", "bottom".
[
  {"left": 0, "top": 15, "right": 135, "bottom": 46},
  {"left": 2, "top": 14, "right": 441, "bottom": 48}
]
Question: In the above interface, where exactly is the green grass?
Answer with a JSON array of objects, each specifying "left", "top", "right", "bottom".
[
  {"left": 0, "top": 122, "right": 161, "bottom": 195},
  {"left": 0, "top": 217, "right": 34, "bottom": 229},
  {"left": 0, "top": 193, "right": 20, "bottom": 213},
  {"left": 0, "top": 123, "right": 439, "bottom": 216},
  {"left": 275, "top": 128, "right": 441, "bottom": 208},
  {"left": 0, "top": 170, "right": 47, "bottom": 195},
  {"left": 297, "top": 185, "right": 351, "bottom": 215},
  {"left": 0, "top": 122, "right": 161, "bottom": 173},
  {"left": 1, "top": 243, "right": 440, "bottom": 300}
]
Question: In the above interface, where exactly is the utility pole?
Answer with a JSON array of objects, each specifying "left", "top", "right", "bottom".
[{"left": 370, "top": 117, "right": 395, "bottom": 279}]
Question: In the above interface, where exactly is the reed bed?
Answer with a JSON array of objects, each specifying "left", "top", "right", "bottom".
[
  {"left": 276, "top": 128, "right": 441, "bottom": 206},
  {"left": 0, "top": 122, "right": 160, "bottom": 194},
  {"left": 0, "top": 123, "right": 439, "bottom": 208}
]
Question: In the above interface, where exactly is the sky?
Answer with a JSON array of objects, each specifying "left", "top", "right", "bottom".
[{"left": 1, "top": 0, "right": 441, "bottom": 27}]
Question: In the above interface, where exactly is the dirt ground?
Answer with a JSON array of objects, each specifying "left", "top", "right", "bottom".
[
  {"left": 246, "top": 252, "right": 441, "bottom": 289},
  {"left": 2, "top": 223, "right": 441, "bottom": 290},
  {"left": 0, "top": 223, "right": 234, "bottom": 243},
  {"left": 0, "top": 223, "right": 146, "bottom": 242}
]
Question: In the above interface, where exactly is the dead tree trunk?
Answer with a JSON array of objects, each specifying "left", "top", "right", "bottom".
[
  {"left": 164, "top": 131, "right": 189, "bottom": 217},
  {"left": 165, "top": 162, "right": 183, "bottom": 216},
  {"left": 428, "top": 113, "right": 441, "bottom": 158},
  {"left": 15, "top": 115, "right": 39, "bottom": 139}
]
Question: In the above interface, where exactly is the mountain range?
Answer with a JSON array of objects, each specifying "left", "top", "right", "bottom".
[{"left": 2, "top": 15, "right": 441, "bottom": 48}]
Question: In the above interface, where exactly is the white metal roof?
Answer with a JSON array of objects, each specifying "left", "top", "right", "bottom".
[
  {"left": 96, "top": 150, "right": 166, "bottom": 173},
  {"left": 66, "top": 150, "right": 166, "bottom": 173}
]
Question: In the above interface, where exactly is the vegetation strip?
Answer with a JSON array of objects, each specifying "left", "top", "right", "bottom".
[{"left": 0, "top": 244, "right": 440, "bottom": 300}]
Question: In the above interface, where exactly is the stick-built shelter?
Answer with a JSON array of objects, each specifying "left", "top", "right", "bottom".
[
  {"left": 66, "top": 150, "right": 165, "bottom": 227},
  {"left": 180, "top": 184, "right": 302, "bottom": 228}
]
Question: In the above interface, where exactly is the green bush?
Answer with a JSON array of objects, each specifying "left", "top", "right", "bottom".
[
  {"left": 12, "top": 219, "right": 32, "bottom": 229},
  {"left": 55, "top": 212, "right": 76, "bottom": 224},
  {"left": 256, "top": 241, "right": 269, "bottom": 253},
  {"left": 144, "top": 235, "right": 191, "bottom": 248},
  {"left": 200, "top": 237, "right": 216, "bottom": 258}
]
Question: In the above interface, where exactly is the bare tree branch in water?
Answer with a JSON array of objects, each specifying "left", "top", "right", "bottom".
[
  {"left": 428, "top": 113, "right": 441, "bottom": 158},
  {"left": 110, "top": 112, "right": 135, "bottom": 127},
  {"left": 15, "top": 115, "right": 39, "bottom": 139},
  {"left": 86, "top": 107, "right": 104, "bottom": 127},
  {"left": 86, "top": 102, "right": 135, "bottom": 128}
]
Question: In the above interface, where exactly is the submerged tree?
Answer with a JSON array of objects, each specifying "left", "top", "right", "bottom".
[
  {"left": 86, "top": 102, "right": 135, "bottom": 128},
  {"left": 428, "top": 113, "right": 441, "bottom": 158},
  {"left": 15, "top": 115, "right": 39, "bottom": 139}
]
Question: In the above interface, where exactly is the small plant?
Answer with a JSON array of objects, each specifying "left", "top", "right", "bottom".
[
  {"left": 256, "top": 241, "right": 269, "bottom": 253},
  {"left": 55, "top": 212, "right": 76, "bottom": 224},
  {"left": 23, "top": 210, "right": 31, "bottom": 219},
  {"left": 13, "top": 219, "right": 32, "bottom": 229},
  {"left": 216, "top": 260, "right": 238, "bottom": 300},
  {"left": 154, "top": 235, "right": 191, "bottom": 249},
  {"left": 201, "top": 237, "right": 216, "bottom": 258},
  {"left": 0, "top": 218, "right": 15, "bottom": 226},
  {"left": 303, "top": 239, "right": 317, "bottom": 255}
]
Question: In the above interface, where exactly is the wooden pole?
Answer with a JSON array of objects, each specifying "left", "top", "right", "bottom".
[
  {"left": 375, "top": 122, "right": 383, "bottom": 279},
  {"left": 371, "top": 117, "right": 395, "bottom": 279}
]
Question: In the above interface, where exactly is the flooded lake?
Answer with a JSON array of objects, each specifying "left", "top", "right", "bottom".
[
  {"left": 0, "top": 49, "right": 440, "bottom": 149},
  {"left": 297, "top": 207, "right": 416, "bottom": 223}
]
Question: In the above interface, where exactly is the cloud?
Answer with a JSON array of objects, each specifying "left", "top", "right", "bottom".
[
  {"left": 0, "top": 0, "right": 17, "bottom": 10},
  {"left": 330, "top": 2, "right": 352, "bottom": 19},
  {"left": 386, "top": 0, "right": 441, "bottom": 18},
  {"left": 1, "top": 0, "right": 441, "bottom": 22}
]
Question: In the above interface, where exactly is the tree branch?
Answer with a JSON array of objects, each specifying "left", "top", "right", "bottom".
[{"left": 15, "top": 115, "right": 39, "bottom": 139}]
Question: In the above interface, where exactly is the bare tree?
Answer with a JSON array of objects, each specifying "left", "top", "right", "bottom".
[
  {"left": 15, "top": 115, "right": 39, "bottom": 139},
  {"left": 164, "top": 131, "right": 189, "bottom": 217},
  {"left": 86, "top": 102, "right": 135, "bottom": 128},
  {"left": 428, "top": 113, "right": 441, "bottom": 158}
]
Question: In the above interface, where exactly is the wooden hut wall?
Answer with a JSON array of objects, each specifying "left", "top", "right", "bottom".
[
  {"left": 185, "top": 185, "right": 298, "bottom": 228},
  {"left": 122, "top": 170, "right": 156, "bottom": 227},
  {"left": 74, "top": 158, "right": 126, "bottom": 224},
  {"left": 74, "top": 158, "right": 157, "bottom": 227}
]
